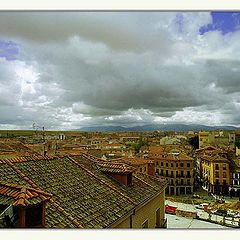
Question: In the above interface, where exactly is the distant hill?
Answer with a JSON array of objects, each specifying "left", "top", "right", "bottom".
[{"left": 77, "top": 124, "right": 238, "bottom": 132}]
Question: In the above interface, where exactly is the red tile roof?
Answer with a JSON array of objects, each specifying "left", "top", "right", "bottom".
[{"left": 0, "top": 181, "right": 52, "bottom": 207}]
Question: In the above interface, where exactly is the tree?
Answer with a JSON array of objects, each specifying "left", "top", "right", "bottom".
[{"left": 189, "top": 135, "right": 199, "bottom": 149}]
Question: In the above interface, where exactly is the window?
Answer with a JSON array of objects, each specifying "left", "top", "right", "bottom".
[
  {"left": 144, "top": 167, "right": 147, "bottom": 172},
  {"left": 156, "top": 208, "right": 160, "bottom": 227},
  {"left": 161, "top": 169, "right": 163, "bottom": 175},
  {"left": 180, "top": 163, "right": 184, "bottom": 168},
  {"left": 171, "top": 163, "right": 173, "bottom": 167},
  {"left": 216, "top": 179, "right": 219, "bottom": 185},
  {"left": 181, "top": 179, "right": 184, "bottom": 185},
  {"left": 181, "top": 171, "right": 184, "bottom": 177},
  {"left": 187, "top": 171, "right": 191, "bottom": 177},
  {"left": 187, "top": 179, "right": 190, "bottom": 185},
  {"left": 216, "top": 164, "right": 219, "bottom": 170},
  {"left": 156, "top": 161, "right": 159, "bottom": 166},
  {"left": 171, "top": 171, "right": 174, "bottom": 177},
  {"left": 166, "top": 162, "right": 168, "bottom": 167},
  {"left": 187, "top": 163, "right": 190, "bottom": 167},
  {"left": 26, "top": 204, "right": 43, "bottom": 227},
  {"left": 223, "top": 164, "right": 226, "bottom": 170},
  {"left": 161, "top": 162, "right": 163, "bottom": 167},
  {"left": 223, "top": 172, "right": 226, "bottom": 178},
  {"left": 176, "top": 163, "right": 178, "bottom": 167},
  {"left": 140, "top": 168, "right": 142, "bottom": 173},
  {"left": 127, "top": 174, "right": 132, "bottom": 186},
  {"left": 166, "top": 170, "right": 168, "bottom": 177},
  {"left": 216, "top": 172, "right": 219, "bottom": 178},
  {"left": 142, "top": 220, "right": 148, "bottom": 228},
  {"left": 223, "top": 180, "right": 226, "bottom": 185}
]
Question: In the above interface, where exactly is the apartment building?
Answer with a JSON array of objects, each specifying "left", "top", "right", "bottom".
[
  {"left": 150, "top": 153, "right": 194, "bottom": 195},
  {"left": 197, "top": 148, "right": 231, "bottom": 195}
]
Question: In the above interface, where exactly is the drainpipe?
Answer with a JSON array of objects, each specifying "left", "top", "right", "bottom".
[{"left": 130, "top": 209, "right": 136, "bottom": 228}]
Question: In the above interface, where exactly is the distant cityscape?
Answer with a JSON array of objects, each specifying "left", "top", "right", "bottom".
[{"left": 0, "top": 128, "right": 240, "bottom": 228}]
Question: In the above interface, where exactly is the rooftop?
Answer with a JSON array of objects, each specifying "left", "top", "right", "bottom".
[
  {"left": 0, "top": 181, "right": 52, "bottom": 207},
  {"left": 0, "top": 154, "right": 167, "bottom": 228}
]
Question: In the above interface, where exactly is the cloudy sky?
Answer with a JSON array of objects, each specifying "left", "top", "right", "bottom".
[{"left": 0, "top": 12, "right": 240, "bottom": 130}]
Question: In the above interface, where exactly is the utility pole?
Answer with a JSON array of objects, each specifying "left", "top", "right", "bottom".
[{"left": 42, "top": 126, "right": 45, "bottom": 142}]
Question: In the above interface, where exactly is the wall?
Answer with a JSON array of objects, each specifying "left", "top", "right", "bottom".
[{"left": 113, "top": 190, "right": 165, "bottom": 228}]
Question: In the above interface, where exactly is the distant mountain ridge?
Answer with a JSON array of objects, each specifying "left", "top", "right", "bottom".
[{"left": 77, "top": 124, "right": 238, "bottom": 132}]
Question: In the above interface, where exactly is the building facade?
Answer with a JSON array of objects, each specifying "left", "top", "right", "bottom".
[
  {"left": 151, "top": 153, "right": 194, "bottom": 195},
  {"left": 198, "top": 149, "right": 231, "bottom": 195}
]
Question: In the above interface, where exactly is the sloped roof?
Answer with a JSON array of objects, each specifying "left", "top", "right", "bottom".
[
  {"left": 0, "top": 154, "right": 166, "bottom": 228},
  {"left": 97, "top": 162, "right": 135, "bottom": 174},
  {"left": 0, "top": 181, "right": 52, "bottom": 207},
  {"left": 111, "top": 157, "right": 154, "bottom": 166}
]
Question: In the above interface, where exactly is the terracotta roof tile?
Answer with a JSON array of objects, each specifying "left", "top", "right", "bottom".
[
  {"left": 0, "top": 181, "right": 52, "bottom": 207},
  {"left": 0, "top": 153, "right": 166, "bottom": 228}
]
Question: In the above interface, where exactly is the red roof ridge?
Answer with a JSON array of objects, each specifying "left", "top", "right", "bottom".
[{"left": 0, "top": 181, "right": 52, "bottom": 207}]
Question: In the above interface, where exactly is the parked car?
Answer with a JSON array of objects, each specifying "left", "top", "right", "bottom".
[
  {"left": 165, "top": 205, "right": 177, "bottom": 214},
  {"left": 195, "top": 203, "right": 208, "bottom": 209}
]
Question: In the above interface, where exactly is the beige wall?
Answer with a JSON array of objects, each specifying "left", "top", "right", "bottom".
[
  {"left": 236, "top": 147, "right": 240, "bottom": 156},
  {"left": 201, "top": 159, "right": 230, "bottom": 186},
  {"left": 137, "top": 164, "right": 148, "bottom": 174},
  {"left": 113, "top": 190, "right": 165, "bottom": 229}
]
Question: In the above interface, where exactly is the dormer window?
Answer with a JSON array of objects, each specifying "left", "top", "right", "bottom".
[
  {"left": 0, "top": 181, "right": 52, "bottom": 228},
  {"left": 97, "top": 162, "right": 134, "bottom": 186}
]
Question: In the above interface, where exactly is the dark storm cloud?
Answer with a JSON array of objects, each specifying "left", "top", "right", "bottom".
[
  {"left": 0, "top": 12, "right": 240, "bottom": 129},
  {"left": 205, "top": 59, "right": 240, "bottom": 93},
  {"left": 0, "top": 12, "right": 171, "bottom": 53}
]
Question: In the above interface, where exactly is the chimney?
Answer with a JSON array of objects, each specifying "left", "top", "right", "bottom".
[
  {"left": 147, "top": 162, "right": 155, "bottom": 176},
  {"left": 97, "top": 162, "right": 134, "bottom": 186}
]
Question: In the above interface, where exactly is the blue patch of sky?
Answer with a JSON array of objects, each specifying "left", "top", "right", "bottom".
[
  {"left": 0, "top": 40, "right": 19, "bottom": 61},
  {"left": 174, "top": 13, "right": 184, "bottom": 33},
  {"left": 199, "top": 12, "right": 240, "bottom": 35}
]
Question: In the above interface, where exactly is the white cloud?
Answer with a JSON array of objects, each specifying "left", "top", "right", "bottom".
[{"left": 0, "top": 12, "right": 240, "bottom": 129}]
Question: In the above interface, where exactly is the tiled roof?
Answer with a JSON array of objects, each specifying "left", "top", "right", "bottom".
[
  {"left": 0, "top": 155, "right": 53, "bottom": 164},
  {"left": 115, "top": 157, "right": 154, "bottom": 166},
  {"left": 0, "top": 181, "right": 52, "bottom": 207},
  {"left": 149, "top": 153, "right": 193, "bottom": 161},
  {"left": 149, "top": 146, "right": 165, "bottom": 154},
  {"left": 0, "top": 154, "right": 166, "bottom": 228},
  {"left": 97, "top": 162, "right": 135, "bottom": 174}
]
